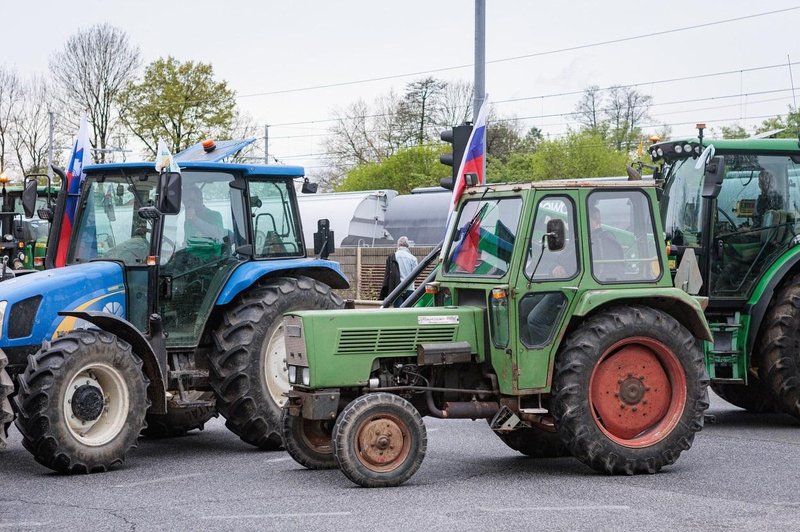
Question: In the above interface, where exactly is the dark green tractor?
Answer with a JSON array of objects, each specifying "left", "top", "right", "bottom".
[{"left": 651, "top": 127, "right": 800, "bottom": 418}]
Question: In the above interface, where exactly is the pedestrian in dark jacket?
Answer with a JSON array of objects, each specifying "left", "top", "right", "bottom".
[{"left": 379, "top": 252, "right": 400, "bottom": 300}]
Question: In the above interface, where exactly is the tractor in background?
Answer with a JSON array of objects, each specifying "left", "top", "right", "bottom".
[{"left": 651, "top": 128, "right": 800, "bottom": 420}]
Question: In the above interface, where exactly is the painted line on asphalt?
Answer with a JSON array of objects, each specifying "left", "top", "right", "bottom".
[
  {"left": 264, "top": 457, "right": 293, "bottom": 463},
  {"left": 481, "top": 505, "right": 630, "bottom": 512},
  {"left": 0, "top": 523, "right": 51, "bottom": 528},
  {"left": 113, "top": 473, "right": 204, "bottom": 488},
  {"left": 202, "top": 512, "right": 352, "bottom": 520}
]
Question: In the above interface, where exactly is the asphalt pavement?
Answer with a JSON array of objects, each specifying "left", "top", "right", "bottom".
[{"left": 1, "top": 392, "right": 798, "bottom": 531}]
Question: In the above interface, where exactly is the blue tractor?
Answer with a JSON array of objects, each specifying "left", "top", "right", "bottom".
[{"left": 0, "top": 141, "right": 348, "bottom": 472}]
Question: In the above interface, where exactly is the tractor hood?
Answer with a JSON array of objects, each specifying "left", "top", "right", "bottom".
[{"left": 0, "top": 261, "right": 126, "bottom": 354}]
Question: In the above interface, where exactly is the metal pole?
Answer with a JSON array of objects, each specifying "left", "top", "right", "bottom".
[
  {"left": 474, "top": 0, "right": 486, "bottom": 121},
  {"left": 788, "top": 55, "right": 797, "bottom": 109},
  {"left": 48, "top": 111, "right": 54, "bottom": 183},
  {"left": 264, "top": 124, "right": 269, "bottom": 164}
]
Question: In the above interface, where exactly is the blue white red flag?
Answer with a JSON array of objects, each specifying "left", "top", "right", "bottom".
[
  {"left": 447, "top": 96, "right": 489, "bottom": 223},
  {"left": 54, "top": 114, "right": 92, "bottom": 267}
]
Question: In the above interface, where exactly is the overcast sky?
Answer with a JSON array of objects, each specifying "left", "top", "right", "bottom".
[{"left": 4, "top": 0, "right": 800, "bottom": 174}]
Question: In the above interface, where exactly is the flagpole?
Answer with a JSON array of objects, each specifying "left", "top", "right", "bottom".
[{"left": 474, "top": 0, "right": 486, "bottom": 121}]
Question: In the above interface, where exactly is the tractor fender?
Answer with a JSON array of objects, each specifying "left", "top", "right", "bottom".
[
  {"left": 571, "top": 288, "right": 713, "bottom": 342},
  {"left": 215, "top": 258, "right": 349, "bottom": 306},
  {"left": 58, "top": 310, "right": 167, "bottom": 414},
  {"left": 745, "top": 246, "right": 800, "bottom": 353}
]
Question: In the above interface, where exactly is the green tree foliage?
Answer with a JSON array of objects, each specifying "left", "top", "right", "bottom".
[
  {"left": 754, "top": 106, "right": 800, "bottom": 137},
  {"left": 489, "top": 130, "right": 628, "bottom": 183},
  {"left": 720, "top": 124, "right": 749, "bottom": 139},
  {"left": 336, "top": 145, "right": 442, "bottom": 194},
  {"left": 118, "top": 57, "right": 236, "bottom": 155}
]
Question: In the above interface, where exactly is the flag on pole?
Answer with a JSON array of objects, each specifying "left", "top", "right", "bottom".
[
  {"left": 155, "top": 138, "right": 181, "bottom": 174},
  {"left": 447, "top": 96, "right": 489, "bottom": 224},
  {"left": 54, "top": 114, "right": 92, "bottom": 267}
]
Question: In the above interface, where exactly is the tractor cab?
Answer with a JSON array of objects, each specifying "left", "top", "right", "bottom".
[{"left": 655, "top": 136, "right": 800, "bottom": 301}]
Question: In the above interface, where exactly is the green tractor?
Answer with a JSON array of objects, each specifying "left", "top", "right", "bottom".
[
  {"left": 650, "top": 128, "right": 800, "bottom": 419},
  {"left": 281, "top": 179, "right": 711, "bottom": 487},
  {"left": 0, "top": 175, "right": 55, "bottom": 279}
]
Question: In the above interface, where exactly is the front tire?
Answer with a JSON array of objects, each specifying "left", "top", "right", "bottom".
[
  {"left": 333, "top": 393, "right": 426, "bottom": 488},
  {"left": 0, "top": 351, "right": 14, "bottom": 448},
  {"left": 760, "top": 275, "right": 800, "bottom": 419},
  {"left": 209, "top": 276, "right": 343, "bottom": 449},
  {"left": 13, "top": 330, "right": 149, "bottom": 473},
  {"left": 552, "top": 306, "right": 708, "bottom": 475},
  {"left": 281, "top": 408, "right": 337, "bottom": 470}
]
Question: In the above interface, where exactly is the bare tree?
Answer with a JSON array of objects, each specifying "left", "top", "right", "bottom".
[
  {"left": 12, "top": 76, "right": 54, "bottom": 176},
  {"left": 605, "top": 85, "right": 652, "bottom": 152},
  {"left": 50, "top": 23, "right": 140, "bottom": 162},
  {"left": 434, "top": 79, "right": 473, "bottom": 128},
  {"left": 0, "top": 67, "right": 23, "bottom": 176},
  {"left": 574, "top": 85, "right": 606, "bottom": 134},
  {"left": 399, "top": 77, "right": 446, "bottom": 144}
]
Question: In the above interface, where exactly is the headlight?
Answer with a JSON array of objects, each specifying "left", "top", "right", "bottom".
[
  {"left": 301, "top": 367, "right": 310, "bottom": 386},
  {"left": 0, "top": 301, "right": 7, "bottom": 339},
  {"left": 288, "top": 365, "right": 297, "bottom": 384}
]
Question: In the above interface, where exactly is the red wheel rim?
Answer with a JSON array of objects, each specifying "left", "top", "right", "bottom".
[{"left": 588, "top": 336, "right": 687, "bottom": 448}]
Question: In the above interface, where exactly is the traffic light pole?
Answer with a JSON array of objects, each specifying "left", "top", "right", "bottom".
[{"left": 474, "top": 0, "right": 485, "bottom": 122}]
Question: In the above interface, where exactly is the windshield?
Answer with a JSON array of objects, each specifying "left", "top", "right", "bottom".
[
  {"left": 70, "top": 174, "right": 158, "bottom": 265},
  {"left": 444, "top": 197, "right": 523, "bottom": 276},
  {"left": 661, "top": 158, "right": 705, "bottom": 247}
]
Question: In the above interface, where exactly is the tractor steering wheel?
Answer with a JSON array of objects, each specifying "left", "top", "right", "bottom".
[{"left": 717, "top": 207, "right": 738, "bottom": 231}]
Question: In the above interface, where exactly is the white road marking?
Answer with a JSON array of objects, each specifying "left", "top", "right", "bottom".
[
  {"left": 113, "top": 473, "right": 204, "bottom": 488},
  {"left": 202, "top": 512, "right": 351, "bottom": 520},
  {"left": 481, "top": 505, "right": 630, "bottom": 512},
  {"left": 0, "top": 523, "right": 51, "bottom": 528},
  {"left": 264, "top": 457, "right": 293, "bottom": 463}
]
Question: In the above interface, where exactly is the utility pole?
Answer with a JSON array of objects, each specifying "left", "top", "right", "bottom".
[
  {"left": 48, "top": 111, "right": 54, "bottom": 183},
  {"left": 264, "top": 124, "right": 269, "bottom": 164},
  {"left": 474, "top": 0, "right": 486, "bottom": 121}
]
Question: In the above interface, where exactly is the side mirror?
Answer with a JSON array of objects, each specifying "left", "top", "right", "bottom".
[
  {"left": 702, "top": 156, "right": 725, "bottom": 199},
  {"left": 313, "top": 218, "right": 335, "bottom": 259},
  {"left": 157, "top": 172, "right": 182, "bottom": 215},
  {"left": 301, "top": 178, "right": 318, "bottom": 194},
  {"left": 22, "top": 178, "right": 38, "bottom": 219},
  {"left": 546, "top": 218, "right": 565, "bottom": 251}
]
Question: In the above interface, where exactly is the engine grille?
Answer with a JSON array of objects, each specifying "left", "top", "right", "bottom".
[{"left": 336, "top": 326, "right": 457, "bottom": 354}]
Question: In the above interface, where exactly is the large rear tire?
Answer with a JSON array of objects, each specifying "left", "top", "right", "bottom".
[
  {"left": 760, "top": 276, "right": 800, "bottom": 419},
  {"left": 333, "top": 393, "right": 426, "bottom": 488},
  {"left": 0, "top": 351, "right": 14, "bottom": 449},
  {"left": 142, "top": 392, "right": 217, "bottom": 438},
  {"left": 209, "top": 276, "right": 343, "bottom": 449},
  {"left": 13, "top": 330, "right": 149, "bottom": 473},
  {"left": 552, "top": 306, "right": 708, "bottom": 475}
]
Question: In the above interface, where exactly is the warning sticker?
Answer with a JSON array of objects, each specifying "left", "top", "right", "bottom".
[{"left": 417, "top": 315, "right": 459, "bottom": 325}]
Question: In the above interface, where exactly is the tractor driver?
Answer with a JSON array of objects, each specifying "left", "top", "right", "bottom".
[
  {"left": 753, "top": 169, "right": 784, "bottom": 227},
  {"left": 183, "top": 184, "right": 226, "bottom": 242}
]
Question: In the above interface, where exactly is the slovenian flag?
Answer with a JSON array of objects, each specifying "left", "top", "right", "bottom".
[{"left": 54, "top": 115, "right": 92, "bottom": 267}]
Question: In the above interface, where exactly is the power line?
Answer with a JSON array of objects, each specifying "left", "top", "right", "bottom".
[
  {"left": 234, "top": 6, "right": 799, "bottom": 100},
  {"left": 267, "top": 60, "right": 800, "bottom": 128}
]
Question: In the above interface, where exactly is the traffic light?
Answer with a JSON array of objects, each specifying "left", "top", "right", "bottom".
[{"left": 439, "top": 124, "right": 472, "bottom": 190}]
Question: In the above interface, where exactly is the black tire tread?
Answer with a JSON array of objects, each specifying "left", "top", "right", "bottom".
[
  {"left": 209, "top": 276, "right": 343, "bottom": 449},
  {"left": 142, "top": 402, "right": 217, "bottom": 438},
  {"left": 13, "top": 330, "right": 150, "bottom": 473},
  {"left": 495, "top": 426, "right": 570, "bottom": 458},
  {"left": 552, "top": 305, "right": 709, "bottom": 475},
  {"left": 0, "top": 351, "right": 14, "bottom": 449},
  {"left": 759, "top": 273, "right": 800, "bottom": 419},
  {"left": 281, "top": 407, "right": 337, "bottom": 470},
  {"left": 710, "top": 380, "right": 777, "bottom": 413},
  {"left": 332, "top": 393, "right": 426, "bottom": 488}
]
